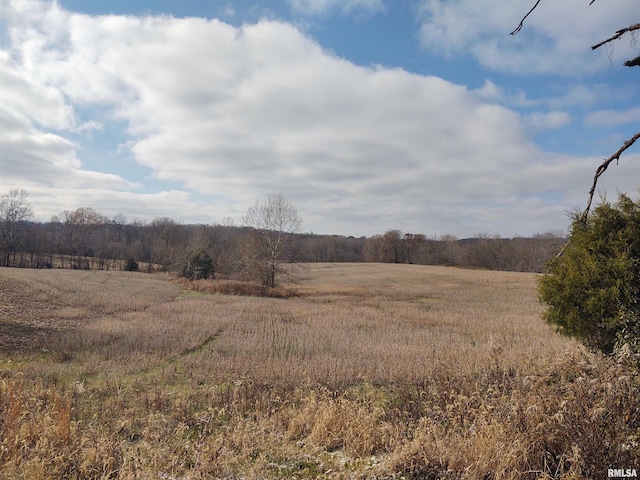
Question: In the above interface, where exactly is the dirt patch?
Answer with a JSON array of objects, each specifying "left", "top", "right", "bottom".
[{"left": 0, "top": 276, "right": 82, "bottom": 353}]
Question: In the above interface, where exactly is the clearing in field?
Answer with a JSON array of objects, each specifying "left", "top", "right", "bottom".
[{"left": 0, "top": 264, "right": 638, "bottom": 479}]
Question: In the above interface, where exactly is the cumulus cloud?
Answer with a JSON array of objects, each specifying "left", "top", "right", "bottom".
[
  {"left": 0, "top": 0, "right": 619, "bottom": 236},
  {"left": 417, "top": 0, "right": 638, "bottom": 75}
]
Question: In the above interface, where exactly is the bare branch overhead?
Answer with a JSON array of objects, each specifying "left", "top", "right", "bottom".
[
  {"left": 509, "top": 0, "right": 542, "bottom": 35},
  {"left": 591, "top": 23, "right": 640, "bottom": 51},
  {"left": 582, "top": 130, "right": 640, "bottom": 220}
]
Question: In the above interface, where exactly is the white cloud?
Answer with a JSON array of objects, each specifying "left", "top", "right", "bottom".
[
  {"left": 417, "top": 0, "right": 639, "bottom": 75},
  {"left": 473, "top": 80, "right": 501, "bottom": 101},
  {"left": 220, "top": 5, "right": 236, "bottom": 17},
  {"left": 0, "top": 0, "right": 621, "bottom": 236},
  {"left": 288, "top": 0, "right": 384, "bottom": 15},
  {"left": 524, "top": 111, "right": 571, "bottom": 130},
  {"left": 0, "top": 51, "right": 73, "bottom": 130},
  {"left": 24, "top": 187, "right": 219, "bottom": 224},
  {"left": 585, "top": 106, "right": 640, "bottom": 127},
  {"left": 0, "top": 106, "right": 130, "bottom": 191},
  {"left": 73, "top": 120, "right": 103, "bottom": 133}
]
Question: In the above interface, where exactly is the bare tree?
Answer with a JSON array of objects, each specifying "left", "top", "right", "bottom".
[
  {"left": 362, "top": 234, "right": 383, "bottom": 262},
  {"left": 512, "top": 1, "right": 640, "bottom": 220},
  {"left": 52, "top": 207, "right": 106, "bottom": 269},
  {"left": 149, "top": 217, "right": 184, "bottom": 271},
  {"left": 242, "top": 194, "right": 302, "bottom": 288},
  {"left": 381, "top": 229, "right": 405, "bottom": 263},
  {"left": 0, "top": 189, "right": 34, "bottom": 266},
  {"left": 403, "top": 233, "right": 426, "bottom": 264}
]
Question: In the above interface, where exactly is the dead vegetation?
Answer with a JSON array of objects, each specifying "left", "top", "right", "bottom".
[
  {"left": 172, "top": 277, "right": 298, "bottom": 298},
  {"left": 0, "top": 264, "right": 638, "bottom": 478}
]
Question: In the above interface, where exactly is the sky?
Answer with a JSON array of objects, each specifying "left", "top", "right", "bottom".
[{"left": 1, "top": 0, "right": 639, "bottom": 238}]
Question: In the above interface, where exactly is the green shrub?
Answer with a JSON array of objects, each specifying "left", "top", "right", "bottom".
[
  {"left": 180, "top": 249, "right": 215, "bottom": 281},
  {"left": 539, "top": 193, "right": 640, "bottom": 354}
]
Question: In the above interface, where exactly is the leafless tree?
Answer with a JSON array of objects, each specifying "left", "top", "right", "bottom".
[
  {"left": 362, "top": 234, "right": 383, "bottom": 262},
  {"left": 53, "top": 207, "right": 106, "bottom": 269},
  {"left": 149, "top": 217, "right": 184, "bottom": 271},
  {"left": 0, "top": 189, "right": 34, "bottom": 266},
  {"left": 381, "top": 229, "right": 405, "bottom": 263},
  {"left": 242, "top": 194, "right": 302, "bottom": 288},
  {"left": 403, "top": 233, "right": 427, "bottom": 264}
]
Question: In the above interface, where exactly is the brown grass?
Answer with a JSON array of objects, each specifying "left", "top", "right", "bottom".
[{"left": 0, "top": 263, "right": 638, "bottom": 478}]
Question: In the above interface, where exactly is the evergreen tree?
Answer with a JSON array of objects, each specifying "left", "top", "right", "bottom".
[{"left": 539, "top": 193, "right": 640, "bottom": 354}]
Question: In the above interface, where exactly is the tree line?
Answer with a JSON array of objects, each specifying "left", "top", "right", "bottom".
[{"left": 0, "top": 189, "right": 565, "bottom": 280}]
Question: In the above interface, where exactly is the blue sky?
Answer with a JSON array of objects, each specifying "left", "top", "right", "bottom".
[{"left": 1, "top": 0, "right": 639, "bottom": 237}]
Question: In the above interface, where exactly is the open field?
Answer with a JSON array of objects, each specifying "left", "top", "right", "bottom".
[{"left": 0, "top": 264, "right": 638, "bottom": 479}]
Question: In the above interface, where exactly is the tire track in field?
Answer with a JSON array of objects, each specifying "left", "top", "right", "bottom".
[
  {"left": 132, "top": 323, "right": 229, "bottom": 380},
  {"left": 178, "top": 325, "right": 227, "bottom": 357}
]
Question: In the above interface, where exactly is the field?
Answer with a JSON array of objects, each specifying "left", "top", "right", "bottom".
[{"left": 0, "top": 264, "right": 638, "bottom": 479}]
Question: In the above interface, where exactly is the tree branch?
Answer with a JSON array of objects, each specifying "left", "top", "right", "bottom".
[
  {"left": 591, "top": 23, "right": 640, "bottom": 51},
  {"left": 510, "top": 0, "right": 542, "bottom": 35},
  {"left": 511, "top": 0, "right": 640, "bottom": 57},
  {"left": 549, "top": 130, "right": 640, "bottom": 265},
  {"left": 582, "top": 130, "right": 640, "bottom": 221},
  {"left": 624, "top": 55, "right": 640, "bottom": 67}
]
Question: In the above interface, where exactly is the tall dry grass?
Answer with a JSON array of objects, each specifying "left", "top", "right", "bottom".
[{"left": 0, "top": 264, "right": 638, "bottom": 478}]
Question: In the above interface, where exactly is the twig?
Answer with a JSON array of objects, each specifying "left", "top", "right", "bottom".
[
  {"left": 510, "top": 0, "right": 542, "bottom": 35},
  {"left": 582, "top": 130, "right": 640, "bottom": 221}
]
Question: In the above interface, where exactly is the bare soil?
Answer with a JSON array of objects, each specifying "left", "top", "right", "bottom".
[{"left": 0, "top": 276, "right": 78, "bottom": 352}]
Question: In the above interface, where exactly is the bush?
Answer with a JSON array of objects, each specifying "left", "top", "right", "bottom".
[
  {"left": 124, "top": 258, "right": 139, "bottom": 271},
  {"left": 180, "top": 249, "right": 215, "bottom": 281},
  {"left": 539, "top": 193, "right": 640, "bottom": 354}
]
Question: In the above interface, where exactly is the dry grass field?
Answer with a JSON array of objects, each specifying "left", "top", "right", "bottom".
[{"left": 0, "top": 264, "right": 638, "bottom": 479}]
